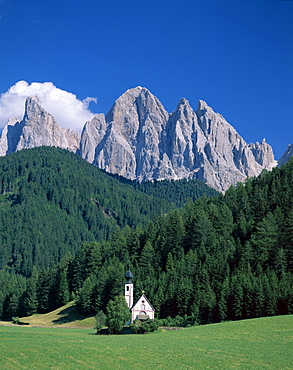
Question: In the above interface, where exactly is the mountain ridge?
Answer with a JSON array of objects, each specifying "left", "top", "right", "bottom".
[{"left": 0, "top": 87, "right": 277, "bottom": 191}]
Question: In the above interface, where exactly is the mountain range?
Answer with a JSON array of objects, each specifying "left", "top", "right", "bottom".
[{"left": 0, "top": 87, "right": 283, "bottom": 191}]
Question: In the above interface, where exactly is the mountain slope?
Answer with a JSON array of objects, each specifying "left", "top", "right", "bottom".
[
  {"left": 0, "top": 146, "right": 217, "bottom": 275},
  {"left": 0, "top": 146, "right": 174, "bottom": 274}
]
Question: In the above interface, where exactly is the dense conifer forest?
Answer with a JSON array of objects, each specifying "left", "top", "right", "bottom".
[
  {"left": 0, "top": 146, "right": 217, "bottom": 319},
  {"left": 0, "top": 147, "right": 292, "bottom": 323},
  {"left": 107, "top": 174, "right": 218, "bottom": 208},
  {"left": 72, "top": 160, "right": 293, "bottom": 322},
  {"left": 0, "top": 146, "right": 174, "bottom": 275}
]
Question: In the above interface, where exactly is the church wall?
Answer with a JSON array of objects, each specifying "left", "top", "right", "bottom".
[{"left": 131, "top": 295, "right": 155, "bottom": 321}]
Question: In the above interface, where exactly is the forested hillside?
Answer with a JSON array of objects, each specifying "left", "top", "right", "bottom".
[
  {"left": 0, "top": 146, "right": 174, "bottom": 275},
  {"left": 70, "top": 159, "right": 293, "bottom": 322},
  {"left": 0, "top": 146, "right": 217, "bottom": 319},
  {"left": 110, "top": 175, "right": 218, "bottom": 208},
  {"left": 1, "top": 149, "right": 292, "bottom": 323}
]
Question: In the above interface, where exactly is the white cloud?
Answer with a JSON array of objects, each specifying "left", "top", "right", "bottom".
[
  {"left": 82, "top": 96, "right": 97, "bottom": 109},
  {"left": 0, "top": 81, "right": 97, "bottom": 131}
]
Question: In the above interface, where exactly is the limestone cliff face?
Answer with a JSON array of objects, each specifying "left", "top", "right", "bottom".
[
  {"left": 1, "top": 88, "right": 277, "bottom": 192},
  {"left": 80, "top": 87, "right": 276, "bottom": 191},
  {"left": 104, "top": 86, "right": 170, "bottom": 181},
  {"left": 278, "top": 144, "right": 293, "bottom": 167},
  {"left": 194, "top": 100, "right": 276, "bottom": 190},
  {"left": 80, "top": 114, "right": 107, "bottom": 164},
  {"left": 0, "top": 96, "right": 80, "bottom": 155},
  {"left": 0, "top": 117, "right": 24, "bottom": 156}
]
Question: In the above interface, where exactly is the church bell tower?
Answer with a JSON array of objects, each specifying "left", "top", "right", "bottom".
[{"left": 124, "top": 268, "right": 134, "bottom": 309}]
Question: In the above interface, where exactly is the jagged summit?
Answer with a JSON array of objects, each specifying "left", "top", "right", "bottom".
[
  {"left": 0, "top": 88, "right": 277, "bottom": 191},
  {"left": 0, "top": 95, "right": 80, "bottom": 155},
  {"left": 23, "top": 96, "right": 48, "bottom": 123},
  {"left": 80, "top": 87, "right": 276, "bottom": 191},
  {"left": 197, "top": 100, "right": 209, "bottom": 110}
]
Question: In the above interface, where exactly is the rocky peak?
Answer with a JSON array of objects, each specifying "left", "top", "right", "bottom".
[
  {"left": 249, "top": 139, "right": 276, "bottom": 169},
  {"left": 23, "top": 96, "right": 44, "bottom": 122},
  {"left": 93, "top": 87, "right": 171, "bottom": 182},
  {"left": 1, "top": 88, "right": 277, "bottom": 192},
  {"left": 197, "top": 99, "right": 209, "bottom": 112},
  {"left": 106, "top": 86, "right": 169, "bottom": 137},
  {"left": 174, "top": 98, "right": 194, "bottom": 117},
  {"left": 0, "top": 96, "right": 80, "bottom": 154},
  {"left": 79, "top": 88, "right": 276, "bottom": 191}
]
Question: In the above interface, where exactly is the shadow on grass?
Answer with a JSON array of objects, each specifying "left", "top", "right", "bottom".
[{"left": 52, "top": 305, "right": 91, "bottom": 325}]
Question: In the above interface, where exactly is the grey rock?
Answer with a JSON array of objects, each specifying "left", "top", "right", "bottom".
[
  {"left": 80, "top": 114, "right": 107, "bottom": 163},
  {"left": 80, "top": 87, "right": 276, "bottom": 191},
  {"left": 278, "top": 144, "right": 293, "bottom": 167},
  {"left": 2, "top": 88, "right": 277, "bottom": 192},
  {"left": 0, "top": 96, "right": 80, "bottom": 155},
  {"left": 0, "top": 117, "right": 23, "bottom": 156}
]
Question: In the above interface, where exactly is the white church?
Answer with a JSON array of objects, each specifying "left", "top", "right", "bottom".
[{"left": 124, "top": 268, "right": 155, "bottom": 321}]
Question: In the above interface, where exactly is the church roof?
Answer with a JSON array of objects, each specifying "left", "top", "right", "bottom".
[{"left": 131, "top": 294, "right": 155, "bottom": 312}]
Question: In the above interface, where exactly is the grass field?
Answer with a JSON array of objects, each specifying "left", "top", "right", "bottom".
[
  {"left": 17, "top": 301, "right": 96, "bottom": 329},
  {"left": 0, "top": 315, "right": 292, "bottom": 369}
]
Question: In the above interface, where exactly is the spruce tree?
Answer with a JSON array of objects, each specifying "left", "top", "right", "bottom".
[
  {"left": 21, "top": 269, "right": 38, "bottom": 316},
  {"left": 105, "top": 295, "right": 131, "bottom": 334},
  {"left": 56, "top": 270, "right": 70, "bottom": 307}
]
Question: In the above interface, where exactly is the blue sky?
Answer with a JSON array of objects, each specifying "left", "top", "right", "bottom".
[{"left": 0, "top": 0, "right": 292, "bottom": 159}]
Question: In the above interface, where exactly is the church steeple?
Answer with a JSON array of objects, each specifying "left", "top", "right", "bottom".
[
  {"left": 125, "top": 268, "right": 134, "bottom": 283},
  {"left": 124, "top": 267, "right": 134, "bottom": 309}
]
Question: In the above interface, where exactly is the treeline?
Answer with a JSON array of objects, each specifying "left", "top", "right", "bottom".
[
  {"left": 108, "top": 174, "right": 219, "bottom": 208},
  {"left": 1, "top": 158, "right": 293, "bottom": 323}
]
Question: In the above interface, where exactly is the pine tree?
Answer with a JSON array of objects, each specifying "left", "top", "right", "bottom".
[
  {"left": 76, "top": 276, "right": 94, "bottom": 315},
  {"left": 56, "top": 270, "right": 70, "bottom": 307},
  {"left": 8, "top": 294, "right": 20, "bottom": 319},
  {"left": 176, "top": 277, "right": 192, "bottom": 316},
  {"left": 251, "top": 212, "right": 278, "bottom": 269},
  {"left": 283, "top": 209, "right": 293, "bottom": 271},
  {"left": 140, "top": 241, "right": 155, "bottom": 278},
  {"left": 37, "top": 269, "right": 50, "bottom": 313},
  {"left": 83, "top": 242, "right": 102, "bottom": 277},
  {"left": 21, "top": 269, "right": 38, "bottom": 316},
  {"left": 230, "top": 275, "right": 244, "bottom": 320},
  {"left": 106, "top": 295, "right": 131, "bottom": 334},
  {"left": 218, "top": 278, "right": 229, "bottom": 321},
  {"left": 198, "top": 284, "right": 216, "bottom": 325},
  {"left": 277, "top": 273, "right": 293, "bottom": 315},
  {"left": 95, "top": 310, "right": 107, "bottom": 332}
]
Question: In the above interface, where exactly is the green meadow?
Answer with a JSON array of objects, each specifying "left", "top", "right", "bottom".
[{"left": 0, "top": 315, "right": 292, "bottom": 369}]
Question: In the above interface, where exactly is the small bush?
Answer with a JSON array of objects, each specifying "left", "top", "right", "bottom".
[
  {"left": 12, "top": 317, "right": 19, "bottom": 324},
  {"left": 130, "top": 318, "right": 160, "bottom": 334},
  {"left": 12, "top": 317, "right": 29, "bottom": 325},
  {"left": 159, "top": 315, "right": 198, "bottom": 328},
  {"left": 95, "top": 310, "right": 107, "bottom": 332}
]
